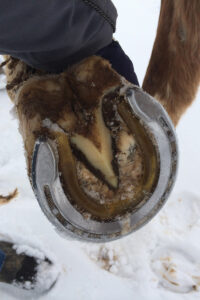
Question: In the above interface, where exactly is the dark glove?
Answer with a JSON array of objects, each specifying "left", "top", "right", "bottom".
[{"left": 96, "top": 40, "right": 139, "bottom": 86}]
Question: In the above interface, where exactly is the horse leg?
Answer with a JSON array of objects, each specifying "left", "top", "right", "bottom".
[{"left": 143, "top": 0, "right": 200, "bottom": 126}]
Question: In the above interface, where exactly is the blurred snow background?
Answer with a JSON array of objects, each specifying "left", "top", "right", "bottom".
[{"left": 1, "top": 0, "right": 200, "bottom": 299}]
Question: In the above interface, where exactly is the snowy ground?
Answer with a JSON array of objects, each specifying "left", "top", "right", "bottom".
[{"left": 1, "top": 0, "right": 200, "bottom": 299}]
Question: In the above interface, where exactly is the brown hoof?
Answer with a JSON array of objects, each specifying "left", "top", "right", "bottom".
[{"left": 5, "top": 56, "right": 177, "bottom": 241}]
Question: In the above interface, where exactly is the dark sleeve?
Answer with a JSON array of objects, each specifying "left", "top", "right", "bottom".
[
  {"left": 0, "top": 0, "right": 117, "bottom": 72},
  {"left": 96, "top": 41, "right": 139, "bottom": 86}
]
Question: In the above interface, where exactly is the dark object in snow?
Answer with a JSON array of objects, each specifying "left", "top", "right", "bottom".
[{"left": 0, "top": 241, "right": 58, "bottom": 295}]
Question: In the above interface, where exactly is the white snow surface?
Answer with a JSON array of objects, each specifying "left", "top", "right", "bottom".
[
  {"left": 0, "top": 74, "right": 6, "bottom": 90},
  {"left": 1, "top": 0, "right": 200, "bottom": 299},
  {"left": 0, "top": 55, "right": 6, "bottom": 90}
]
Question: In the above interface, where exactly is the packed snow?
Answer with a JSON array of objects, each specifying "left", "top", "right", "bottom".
[{"left": 1, "top": 0, "right": 200, "bottom": 299}]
